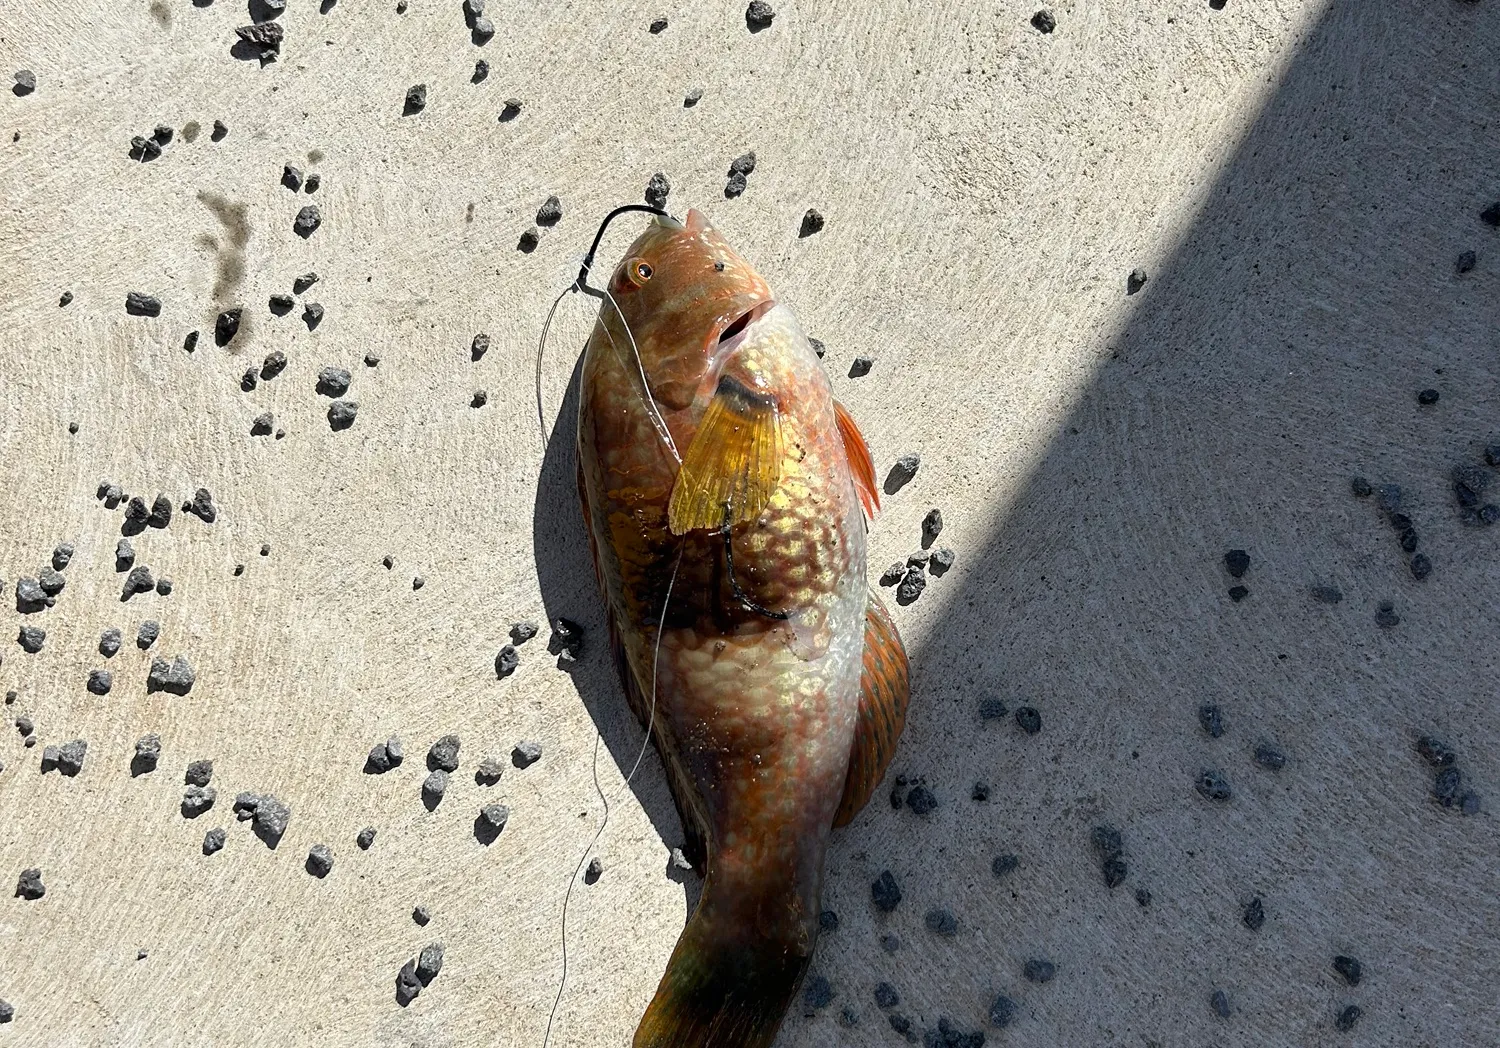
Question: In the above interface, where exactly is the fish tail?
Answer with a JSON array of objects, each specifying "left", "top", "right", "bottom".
[{"left": 633, "top": 893, "right": 810, "bottom": 1048}]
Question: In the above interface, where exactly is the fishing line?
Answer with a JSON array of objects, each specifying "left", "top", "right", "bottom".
[
  {"left": 542, "top": 545, "right": 682, "bottom": 1048},
  {"left": 537, "top": 202, "right": 688, "bottom": 1048}
]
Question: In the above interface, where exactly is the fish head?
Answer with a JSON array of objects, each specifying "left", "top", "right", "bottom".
[{"left": 602, "top": 208, "right": 775, "bottom": 410}]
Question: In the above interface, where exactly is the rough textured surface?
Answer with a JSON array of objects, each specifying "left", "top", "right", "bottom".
[{"left": 1, "top": 0, "right": 1497, "bottom": 1045}]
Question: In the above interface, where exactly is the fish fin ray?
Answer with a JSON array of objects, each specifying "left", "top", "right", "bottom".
[
  {"left": 833, "top": 589, "right": 910, "bottom": 827},
  {"left": 833, "top": 399, "right": 880, "bottom": 520},
  {"left": 633, "top": 894, "right": 810, "bottom": 1048},
  {"left": 668, "top": 375, "right": 782, "bottom": 534}
]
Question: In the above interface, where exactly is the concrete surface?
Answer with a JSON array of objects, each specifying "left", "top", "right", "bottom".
[{"left": 2, "top": 0, "right": 1498, "bottom": 1045}]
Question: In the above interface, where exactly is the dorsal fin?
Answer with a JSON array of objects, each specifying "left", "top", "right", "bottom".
[
  {"left": 833, "top": 590, "right": 909, "bottom": 827},
  {"left": 833, "top": 400, "right": 879, "bottom": 521}
]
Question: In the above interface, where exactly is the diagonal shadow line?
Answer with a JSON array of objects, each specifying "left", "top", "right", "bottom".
[{"left": 802, "top": 0, "right": 1500, "bottom": 1043}]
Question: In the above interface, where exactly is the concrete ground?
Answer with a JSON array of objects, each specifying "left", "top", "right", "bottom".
[{"left": 2, "top": 0, "right": 1498, "bottom": 1045}]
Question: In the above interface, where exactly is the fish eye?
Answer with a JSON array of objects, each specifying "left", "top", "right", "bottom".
[{"left": 624, "top": 258, "right": 653, "bottom": 287}]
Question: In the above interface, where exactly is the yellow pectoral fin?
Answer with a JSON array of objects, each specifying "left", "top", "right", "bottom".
[{"left": 668, "top": 375, "right": 783, "bottom": 535}]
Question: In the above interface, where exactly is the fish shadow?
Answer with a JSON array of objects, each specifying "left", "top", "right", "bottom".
[{"left": 532, "top": 353, "right": 701, "bottom": 918}]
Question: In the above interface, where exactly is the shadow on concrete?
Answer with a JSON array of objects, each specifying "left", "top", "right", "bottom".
[{"left": 807, "top": 0, "right": 1500, "bottom": 1042}]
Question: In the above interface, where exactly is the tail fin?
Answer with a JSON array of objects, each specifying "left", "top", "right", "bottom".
[{"left": 633, "top": 896, "right": 811, "bottom": 1048}]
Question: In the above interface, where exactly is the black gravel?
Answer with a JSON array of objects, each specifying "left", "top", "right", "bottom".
[
  {"left": 1335, "top": 1004, "right": 1362, "bottom": 1032},
  {"left": 138, "top": 621, "right": 160, "bottom": 648},
  {"left": 929, "top": 548, "right": 955, "bottom": 575},
  {"left": 181, "top": 784, "right": 216, "bottom": 817},
  {"left": 215, "top": 307, "right": 242, "bottom": 346},
  {"left": 584, "top": 857, "right": 603, "bottom": 883},
  {"left": 799, "top": 209, "right": 825, "bottom": 237},
  {"left": 511, "top": 740, "right": 542, "bottom": 768},
  {"left": 290, "top": 201, "right": 324, "bottom": 238},
  {"left": 879, "top": 562, "right": 906, "bottom": 587},
  {"left": 269, "top": 293, "right": 294, "bottom": 315},
  {"left": 472, "top": 58, "right": 489, "bottom": 81},
  {"left": 475, "top": 756, "right": 503, "bottom": 785},
  {"left": 1032, "top": 9, "right": 1057, "bottom": 33},
  {"left": 1210, "top": 989, "right": 1231, "bottom": 1018},
  {"left": 684, "top": 88, "right": 702, "bottom": 107},
  {"left": 802, "top": 975, "right": 833, "bottom": 1011},
  {"left": 1223, "top": 549, "right": 1250, "bottom": 578},
  {"left": 906, "top": 784, "right": 937, "bottom": 815},
  {"left": 146, "top": 656, "right": 195, "bottom": 694},
  {"left": 203, "top": 828, "right": 226, "bottom": 855},
  {"left": 396, "top": 960, "right": 422, "bottom": 1006},
  {"left": 988, "top": 993, "right": 1016, "bottom": 1028},
  {"left": 52, "top": 543, "right": 74, "bottom": 570},
  {"left": 1196, "top": 769, "right": 1232, "bottom": 801},
  {"left": 1243, "top": 896, "right": 1265, "bottom": 931},
  {"left": 423, "top": 770, "right": 449, "bottom": 807},
  {"left": 357, "top": 826, "right": 377, "bottom": 850},
  {"left": 874, "top": 983, "right": 899, "bottom": 1010},
  {"left": 979, "top": 696, "right": 1009, "bottom": 721},
  {"left": 1023, "top": 958, "right": 1056, "bottom": 983},
  {"left": 849, "top": 355, "right": 873, "bottom": 377},
  {"left": 366, "top": 737, "right": 404, "bottom": 773},
  {"left": 500, "top": 97, "right": 523, "bottom": 121},
  {"left": 470, "top": 333, "right": 490, "bottom": 360},
  {"left": 99, "top": 628, "right": 121, "bottom": 657},
  {"left": 992, "top": 853, "right": 1020, "bottom": 878},
  {"left": 86, "top": 669, "right": 112, "bottom": 695},
  {"left": 745, "top": 0, "right": 774, "bottom": 30},
  {"left": 1417, "top": 388, "right": 1440, "bottom": 405},
  {"left": 895, "top": 566, "right": 926, "bottom": 605},
  {"left": 495, "top": 644, "right": 519, "bottom": 677},
  {"left": 281, "top": 164, "right": 303, "bottom": 192},
  {"left": 17, "top": 626, "right": 45, "bottom": 654},
  {"left": 1311, "top": 584, "right": 1343, "bottom": 603},
  {"left": 1434, "top": 767, "right": 1462, "bottom": 807},
  {"left": 1333, "top": 954, "right": 1362, "bottom": 986},
  {"left": 1375, "top": 602, "right": 1399, "bottom": 628},
  {"left": 871, "top": 870, "right": 902, "bottom": 912},
  {"left": 404, "top": 83, "right": 427, "bottom": 114},
  {"left": 125, "top": 291, "right": 163, "bottom": 317},
  {"left": 1198, "top": 703, "right": 1225, "bottom": 737},
  {"left": 185, "top": 759, "right": 213, "bottom": 787},
  {"left": 510, "top": 621, "right": 538, "bottom": 644},
  {"left": 15, "top": 868, "right": 45, "bottom": 900},
  {"left": 1416, "top": 735, "right": 1455, "bottom": 767},
  {"left": 924, "top": 908, "right": 957, "bottom": 936},
  {"left": 429, "top": 735, "right": 461, "bottom": 772},
  {"left": 316, "top": 366, "right": 351, "bottom": 397},
  {"left": 14, "top": 69, "right": 36, "bottom": 94},
  {"left": 306, "top": 844, "right": 333, "bottom": 878},
  {"left": 645, "top": 172, "right": 671, "bottom": 209},
  {"left": 416, "top": 942, "right": 444, "bottom": 985},
  {"left": 971, "top": 781, "right": 990, "bottom": 801},
  {"left": 1015, "top": 706, "right": 1042, "bottom": 734},
  {"left": 328, "top": 401, "right": 358, "bottom": 431},
  {"left": 471, "top": 390, "right": 488, "bottom": 408},
  {"left": 518, "top": 228, "right": 539, "bottom": 252},
  {"left": 1228, "top": 585, "right": 1249, "bottom": 602},
  {"left": 1253, "top": 742, "right": 1286, "bottom": 770},
  {"left": 536, "top": 195, "right": 563, "bottom": 226},
  {"left": 133, "top": 734, "right": 161, "bottom": 774}
]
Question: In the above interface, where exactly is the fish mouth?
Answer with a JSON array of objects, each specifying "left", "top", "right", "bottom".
[{"left": 716, "top": 301, "right": 775, "bottom": 355}]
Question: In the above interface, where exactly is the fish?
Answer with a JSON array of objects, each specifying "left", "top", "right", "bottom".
[{"left": 574, "top": 206, "right": 910, "bottom": 1047}]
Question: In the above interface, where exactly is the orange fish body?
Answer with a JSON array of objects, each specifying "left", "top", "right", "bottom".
[{"left": 575, "top": 208, "right": 908, "bottom": 1047}]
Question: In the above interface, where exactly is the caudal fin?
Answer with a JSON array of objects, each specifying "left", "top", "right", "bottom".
[{"left": 633, "top": 900, "right": 811, "bottom": 1048}]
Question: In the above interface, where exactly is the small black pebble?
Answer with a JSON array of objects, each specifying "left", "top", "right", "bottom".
[
  {"left": 304, "top": 174, "right": 320, "bottom": 194},
  {"left": 1334, "top": 1004, "right": 1361, "bottom": 1032},
  {"left": 328, "top": 400, "right": 358, "bottom": 431},
  {"left": 473, "top": 58, "right": 489, "bottom": 81},
  {"left": 472, "top": 390, "right": 488, "bottom": 408},
  {"left": 500, "top": 97, "right": 523, "bottom": 120},
  {"left": 1332, "top": 955, "right": 1362, "bottom": 986},
  {"left": 413, "top": 905, "right": 431, "bottom": 925},
  {"left": 184, "top": 330, "right": 198, "bottom": 352},
  {"left": 1243, "top": 896, "right": 1265, "bottom": 931},
  {"left": 269, "top": 293, "right": 294, "bottom": 315},
  {"left": 316, "top": 366, "right": 352, "bottom": 397},
  {"left": 294, "top": 205, "right": 321, "bottom": 238},
  {"left": 1223, "top": 549, "right": 1250, "bottom": 578},
  {"left": 518, "top": 228, "right": 540, "bottom": 252},
  {"left": 306, "top": 845, "right": 334, "bottom": 877},
  {"left": 924, "top": 908, "right": 957, "bottom": 936},
  {"left": 874, "top": 982, "right": 899, "bottom": 1010},
  {"left": 1015, "top": 706, "right": 1042, "bottom": 735},
  {"left": 818, "top": 909, "right": 838, "bottom": 931},
  {"left": 1210, "top": 989, "right": 1231, "bottom": 1018},
  {"left": 125, "top": 291, "right": 163, "bottom": 317},
  {"left": 645, "top": 172, "right": 671, "bottom": 210},
  {"left": 404, "top": 83, "right": 427, "bottom": 114},
  {"left": 971, "top": 781, "right": 990, "bottom": 801},
  {"left": 215, "top": 308, "right": 242, "bottom": 346},
  {"left": 357, "top": 826, "right": 377, "bottom": 849},
  {"left": 988, "top": 994, "right": 1015, "bottom": 1028},
  {"left": 849, "top": 355, "right": 873, "bottom": 377},
  {"left": 536, "top": 195, "right": 563, "bottom": 226},
  {"left": 1031, "top": 8, "right": 1057, "bottom": 33},
  {"left": 1023, "top": 958, "right": 1055, "bottom": 983},
  {"left": 979, "top": 696, "right": 1009, "bottom": 721},
  {"left": 1198, "top": 703, "right": 1225, "bottom": 737},
  {"left": 495, "top": 644, "right": 518, "bottom": 677},
  {"left": 512, "top": 740, "right": 542, "bottom": 768},
  {"left": 906, "top": 784, "right": 937, "bottom": 815},
  {"left": 1481, "top": 201, "right": 1500, "bottom": 227},
  {"left": 1228, "top": 585, "right": 1248, "bottom": 602},
  {"left": 100, "top": 628, "right": 121, "bottom": 658},
  {"left": 1135, "top": 887, "right": 1152, "bottom": 907},
  {"left": 1196, "top": 769, "right": 1232, "bottom": 801},
  {"left": 1434, "top": 767, "right": 1462, "bottom": 807},
  {"left": 649, "top": 15, "right": 667, "bottom": 32},
  {"left": 13, "top": 69, "right": 36, "bottom": 95},
  {"left": 584, "top": 857, "right": 603, "bottom": 883},
  {"left": 1417, "top": 388, "right": 1439, "bottom": 405},
  {"left": 1410, "top": 553, "right": 1432, "bottom": 580},
  {"left": 1253, "top": 742, "right": 1286, "bottom": 770},
  {"left": 802, "top": 975, "right": 833, "bottom": 1011},
  {"left": 871, "top": 870, "right": 902, "bottom": 913},
  {"left": 293, "top": 271, "right": 319, "bottom": 294},
  {"left": 799, "top": 209, "right": 824, "bottom": 237},
  {"left": 745, "top": 0, "right": 775, "bottom": 29},
  {"left": 1456, "top": 249, "right": 1477, "bottom": 274},
  {"left": 281, "top": 164, "right": 303, "bottom": 192},
  {"left": 86, "top": 669, "right": 112, "bottom": 695},
  {"left": 1350, "top": 476, "right": 1372, "bottom": 498},
  {"left": 211, "top": 120, "right": 228, "bottom": 140},
  {"left": 1375, "top": 602, "right": 1399, "bottom": 628},
  {"left": 59, "top": 290, "right": 73, "bottom": 307},
  {"left": 203, "top": 828, "right": 226, "bottom": 855},
  {"left": 684, "top": 88, "right": 703, "bottom": 107}
]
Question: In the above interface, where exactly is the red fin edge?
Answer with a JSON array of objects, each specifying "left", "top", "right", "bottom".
[{"left": 833, "top": 400, "right": 879, "bottom": 520}]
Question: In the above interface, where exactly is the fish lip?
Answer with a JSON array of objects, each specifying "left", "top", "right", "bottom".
[{"left": 715, "top": 300, "right": 775, "bottom": 356}]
